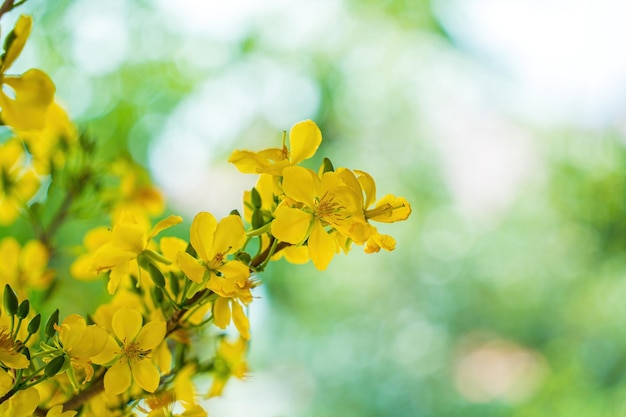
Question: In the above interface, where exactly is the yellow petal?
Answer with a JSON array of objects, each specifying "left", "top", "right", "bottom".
[
  {"left": 0, "top": 350, "right": 29, "bottom": 369},
  {"left": 74, "top": 325, "right": 109, "bottom": 358},
  {"left": 148, "top": 215, "right": 183, "bottom": 240},
  {"left": 275, "top": 245, "right": 309, "bottom": 264},
  {"left": 107, "top": 260, "right": 130, "bottom": 294},
  {"left": 0, "top": 200, "right": 19, "bottom": 225},
  {"left": 288, "top": 120, "right": 322, "bottom": 164},
  {"left": 218, "top": 260, "right": 250, "bottom": 285},
  {"left": 58, "top": 314, "right": 86, "bottom": 352},
  {"left": 84, "top": 226, "right": 111, "bottom": 250},
  {"left": 354, "top": 169, "right": 376, "bottom": 209},
  {"left": 135, "top": 320, "right": 165, "bottom": 351},
  {"left": 21, "top": 239, "right": 48, "bottom": 272},
  {"left": 131, "top": 359, "right": 160, "bottom": 393},
  {"left": 213, "top": 297, "right": 231, "bottom": 329},
  {"left": 213, "top": 215, "right": 246, "bottom": 256},
  {"left": 207, "top": 377, "right": 227, "bottom": 398},
  {"left": 104, "top": 360, "right": 131, "bottom": 395},
  {"left": 0, "top": 368, "right": 12, "bottom": 397},
  {"left": 1, "top": 15, "right": 32, "bottom": 72},
  {"left": 0, "top": 237, "right": 19, "bottom": 280},
  {"left": 271, "top": 205, "right": 311, "bottom": 244},
  {"left": 190, "top": 212, "right": 217, "bottom": 263},
  {"left": 308, "top": 220, "right": 337, "bottom": 270},
  {"left": 159, "top": 236, "right": 187, "bottom": 262},
  {"left": 231, "top": 301, "right": 250, "bottom": 339},
  {"left": 282, "top": 166, "right": 317, "bottom": 208},
  {"left": 177, "top": 252, "right": 206, "bottom": 283},
  {"left": 365, "top": 231, "right": 396, "bottom": 253},
  {"left": 366, "top": 195, "right": 412, "bottom": 223},
  {"left": 112, "top": 307, "right": 142, "bottom": 342},
  {"left": 0, "top": 69, "right": 55, "bottom": 130},
  {"left": 228, "top": 149, "right": 271, "bottom": 174},
  {"left": 207, "top": 261, "right": 249, "bottom": 297},
  {"left": 10, "top": 387, "right": 39, "bottom": 416},
  {"left": 90, "top": 336, "right": 119, "bottom": 365}
]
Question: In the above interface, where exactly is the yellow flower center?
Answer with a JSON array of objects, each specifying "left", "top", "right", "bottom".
[
  {"left": 123, "top": 340, "right": 150, "bottom": 362},
  {"left": 314, "top": 192, "right": 346, "bottom": 224},
  {"left": 0, "top": 327, "right": 16, "bottom": 353},
  {"left": 209, "top": 253, "right": 225, "bottom": 270}
]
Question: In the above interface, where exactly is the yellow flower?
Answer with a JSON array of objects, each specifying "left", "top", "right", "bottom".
[
  {"left": 138, "top": 365, "right": 207, "bottom": 417},
  {"left": 271, "top": 166, "right": 367, "bottom": 270},
  {"left": 93, "top": 307, "right": 166, "bottom": 395},
  {"left": 206, "top": 337, "right": 248, "bottom": 398},
  {"left": 108, "top": 158, "right": 166, "bottom": 221},
  {"left": 0, "top": 325, "right": 29, "bottom": 369},
  {"left": 0, "top": 138, "right": 39, "bottom": 225},
  {"left": 90, "top": 211, "right": 182, "bottom": 293},
  {"left": 177, "top": 212, "right": 249, "bottom": 289},
  {"left": 0, "top": 237, "right": 53, "bottom": 294},
  {"left": 351, "top": 169, "right": 412, "bottom": 253},
  {"left": 229, "top": 119, "right": 322, "bottom": 175},
  {"left": 19, "top": 102, "right": 78, "bottom": 174},
  {"left": 70, "top": 226, "right": 111, "bottom": 280},
  {"left": 0, "top": 15, "right": 56, "bottom": 130},
  {"left": 177, "top": 212, "right": 254, "bottom": 338},
  {"left": 56, "top": 314, "right": 109, "bottom": 384}
]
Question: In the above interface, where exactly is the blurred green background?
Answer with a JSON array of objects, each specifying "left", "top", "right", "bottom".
[{"left": 14, "top": 0, "right": 626, "bottom": 415}]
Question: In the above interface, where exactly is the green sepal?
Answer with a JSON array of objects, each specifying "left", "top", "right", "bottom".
[
  {"left": 185, "top": 242, "right": 197, "bottom": 258},
  {"left": 322, "top": 157, "right": 335, "bottom": 173},
  {"left": 251, "top": 209, "right": 264, "bottom": 229},
  {"left": 251, "top": 187, "right": 262, "bottom": 209},
  {"left": 140, "top": 249, "right": 172, "bottom": 266},
  {"left": 152, "top": 286, "right": 164, "bottom": 306},
  {"left": 185, "top": 281, "right": 205, "bottom": 301},
  {"left": 236, "top": 251, "right": 251, "bottom": 265},
  {"left": 147, "top": 263, "right": 166, "bottom": 288},
  {"left": 230, "top": 209, "right": 241, "bottom": 217},
  {"left": 169, "top": 272, "right": 180, "bottom": 297},
  {"left": 3, "top": 284, "right": 18, "bottom": 316},
  {"left": 1, "top": 29, "right": 17, "bottom": 64}
]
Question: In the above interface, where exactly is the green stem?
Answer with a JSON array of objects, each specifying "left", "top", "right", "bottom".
[{"left": 245, "top": 223, "right": 272, "bottom": 237}]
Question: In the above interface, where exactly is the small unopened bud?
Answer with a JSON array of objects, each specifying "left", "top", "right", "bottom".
[{"left": 3, "top": 284, "right": 18, "bottom": 316}]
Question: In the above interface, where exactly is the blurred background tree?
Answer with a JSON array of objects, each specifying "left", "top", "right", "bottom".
[{"left": 13, "top": 0, "right": 626, "bottom": 415}]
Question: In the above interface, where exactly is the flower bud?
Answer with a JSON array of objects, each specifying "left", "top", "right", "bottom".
[{"left": 3, "top": 284, "right": 18, "bottom": 316}]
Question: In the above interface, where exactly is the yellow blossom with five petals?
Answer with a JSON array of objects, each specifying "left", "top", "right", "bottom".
[
  {"left": 90, "top": 211, "right": 182, "bottom": 293},
  {"left": 271, "top": 165, "right": 367, "bottom": 270},
  {"left": 93, "top": 307, "right": 166, "bottom": 395}
]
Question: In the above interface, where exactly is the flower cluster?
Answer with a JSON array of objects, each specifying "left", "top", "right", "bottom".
[{"left": 0, "top": 6, "right": 411, "bottom": 417}]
